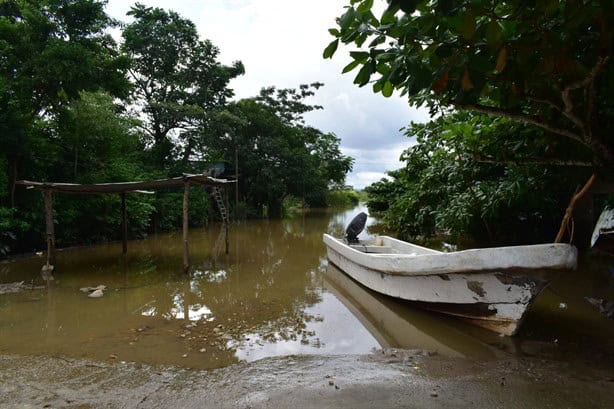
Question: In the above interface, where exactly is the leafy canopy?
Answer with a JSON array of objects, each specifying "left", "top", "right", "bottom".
[
  {"left": 365, "top": 112, "right": 589, "bottom": 244},
  {"left": 325, "top": 0, "right": 613, "bottom": 168},
  {"left": 122, "top": 3, "right": 245, "bottom": 169}
]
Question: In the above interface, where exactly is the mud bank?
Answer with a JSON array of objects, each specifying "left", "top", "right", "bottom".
[{"left": 1, "top": 349, "right": 613, "bottom": 409}]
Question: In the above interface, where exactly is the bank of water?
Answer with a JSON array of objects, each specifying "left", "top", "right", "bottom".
[{"left": 1, "top": 206, "right": 613, "bottom": 371}]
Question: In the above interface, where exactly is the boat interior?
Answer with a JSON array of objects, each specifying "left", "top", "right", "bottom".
[{"left": 348, "top": 236, "right": 442, "bottom": 256}]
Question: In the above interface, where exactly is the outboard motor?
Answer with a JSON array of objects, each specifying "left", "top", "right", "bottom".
[{"left": 345, "top": 212, "right": 368, "bottom": 244}]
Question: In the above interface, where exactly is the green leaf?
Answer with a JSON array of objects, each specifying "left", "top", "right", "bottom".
[
  {"left": 354, "top": 63, "right": 373, "bottom": 86},
  {"left": 373, "top": 80, "right": 384, "bottom": 93},
  {"left": 342, "top": 59, "right": 362, "bottom": 73},
  {"left": 382, "top": 80, "right": 394, "bottom": 97},
  {"left": 398, "top": 0, "right": 418, "bottom": 14},
  {"left": 485, "top": 20, "right": 502, "bottom": 47},
  {"left": 328, "top": 28, "right": 340, "bottom": 36},
  {"left": 460, "top": 11, "right": 476, "bottom": 40},
  {"left": 357, "top": 0, "right": 374, "bottom": 13},
  {"left": 350, "top": 51, "right": 370, "bottom": 62},
  {"left": 369, "top": 34, "right": 386, "bottom": 47},
  {"left": 339, "top": 8, "right": 356, "bottom": 30},
  {"left": 323, "top": 39, "right": 339, "bottom": 59}
]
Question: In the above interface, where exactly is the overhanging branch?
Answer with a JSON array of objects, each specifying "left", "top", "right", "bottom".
[
  {"left": 455, "top": 103, "right": 586, "bottom": 146},
  {"left": 473, "top": 156, "right": 593, "bottom": 167},
  {"left": 560, "top": 56, "right": 609, "bottom": 135}
]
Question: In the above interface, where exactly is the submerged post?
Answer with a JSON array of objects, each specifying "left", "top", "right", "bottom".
[
  {"left": 183, "top": 180, "right": 190, "bottom": 272},
  {"left": 224, "top": 187, "right": 229, "bottom": 255},
  {"left": 121, "top": 192, "right": 128, "bottom": 254},
  {"left": 43, "top": 189, "right": 55, "bottom": 267}
]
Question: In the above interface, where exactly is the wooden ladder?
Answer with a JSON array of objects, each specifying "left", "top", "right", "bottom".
[{"left": 210, "top": 186, "right": 229, "bottom": 223}]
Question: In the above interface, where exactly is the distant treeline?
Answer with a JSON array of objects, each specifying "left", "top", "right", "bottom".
[{"left": 0, "top": 1, "right": 353, "bottom": 255}]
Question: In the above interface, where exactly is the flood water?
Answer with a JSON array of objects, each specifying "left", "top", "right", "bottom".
[{"left": 1, "top": 206, "right": 614, "bottom": 369}]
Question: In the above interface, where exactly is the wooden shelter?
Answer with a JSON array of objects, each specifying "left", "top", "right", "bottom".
[{"left": 16, "top": 174, "right": 235, "bottom": 272}]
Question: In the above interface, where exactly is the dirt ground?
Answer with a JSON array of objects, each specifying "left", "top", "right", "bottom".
[{"left": 1, "top": 349, "right": 613, "bottom": 409}]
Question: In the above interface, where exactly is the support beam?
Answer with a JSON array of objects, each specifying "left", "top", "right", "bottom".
[
  {"left": 121, "top": 192, "right": 128, "bottom": 254},
  {"left": 183, "top": 181, "right": 190, "bottom": 272},
  {"left": 43, "top": 190, "right": 55, "bottom": 267}
]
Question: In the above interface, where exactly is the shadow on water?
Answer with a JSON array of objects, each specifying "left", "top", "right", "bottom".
[{"left": 1, "top": 204, "right": 613, "bottom": 369}]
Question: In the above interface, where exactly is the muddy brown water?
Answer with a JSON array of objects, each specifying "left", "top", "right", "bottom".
[{"left": 1, "top": 206, "right": 613, "bottom": 370}]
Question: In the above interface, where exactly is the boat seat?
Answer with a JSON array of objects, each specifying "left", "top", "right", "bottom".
[{"left": 349, "top": 244, "right": 393, "bottom": 253}]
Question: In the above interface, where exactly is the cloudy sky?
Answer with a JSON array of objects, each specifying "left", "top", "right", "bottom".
[{"left": 105, "top": 0, "right": 430, "bottom": 189}]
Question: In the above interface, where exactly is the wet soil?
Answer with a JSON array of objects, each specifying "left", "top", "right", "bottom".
[{"left": 1, "top": 349, "right": 613, "bottom": 409}]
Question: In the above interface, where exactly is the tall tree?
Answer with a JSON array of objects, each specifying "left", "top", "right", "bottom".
[
  {"left": 325, "top": 0, "right": 613, "bottom": 173},
  {"left": 207, "top": 84, "right": 353, "bottom": 216},
  {"left": 121, "top": 3, "right": 244, "bottom": 170},
  {"left": 0, "top": 0, "right": 129, "bottom": 205}
]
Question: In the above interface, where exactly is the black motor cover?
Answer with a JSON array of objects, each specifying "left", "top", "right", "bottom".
[{"left": 345, "top": 212, "right": 367, "bottom": 243}]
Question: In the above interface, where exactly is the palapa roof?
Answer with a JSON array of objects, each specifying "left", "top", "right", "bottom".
[{"left": 16, "top": 173, "right": 235, "bottom": 195}]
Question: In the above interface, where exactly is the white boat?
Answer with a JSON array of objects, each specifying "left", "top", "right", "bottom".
[
  {"left": 323, "top": 234, "right": 578, "bottom": 336},
  {"left": 591, "top": 207, "right": 614, "bottom": 254}
]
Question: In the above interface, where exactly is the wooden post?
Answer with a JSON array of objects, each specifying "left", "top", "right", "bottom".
[
  {"left": 183, "top": 181, "right": 190, "bottom": 272},
  {"left": 121, "top": 192, "right": 128, "bottom": 254},
  {"left": 224, "top": 187, "right": 230, "bottom": 254},
  {"left": 43, "top": 190, "right": 55, "bottom": 267},
  {"left": 235, "top": 146, "right": 239, "bottom": 219}
]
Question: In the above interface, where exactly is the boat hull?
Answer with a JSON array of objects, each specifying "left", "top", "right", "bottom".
[{"left": 323, "top": 234, "right": 576, "bottom": 336}]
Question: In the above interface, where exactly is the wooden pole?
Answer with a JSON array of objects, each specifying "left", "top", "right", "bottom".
[
  {"left": 183, "top": 181, "right": 190, "bottom": 272},
  {"left": 235, "top": 146, "right": 239, "bottom": 219},
  {"left": 121, "top": 192, "right": 128, "bottom": 254},
  {"left": 43, "top": 190, "right": 55, "bottom": 266},
  {"left": 555, "top": 173, "right": 597, "bottom": 243},
  {"left": 225, "top": 187, "right": 230, "bottom": 254}
]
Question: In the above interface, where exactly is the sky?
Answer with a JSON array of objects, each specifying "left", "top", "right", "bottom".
[{"left": 105, "top": 0, "right": 430, "bottom": 189}]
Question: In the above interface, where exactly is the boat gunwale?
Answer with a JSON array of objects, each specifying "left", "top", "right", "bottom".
[{"left": 323, "top": 234, "right": 578, "bottom": 277}]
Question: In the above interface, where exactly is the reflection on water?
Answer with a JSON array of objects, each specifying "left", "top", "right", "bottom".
[{"left": 1, "top": 204, "right": 613, "bottom": 369}]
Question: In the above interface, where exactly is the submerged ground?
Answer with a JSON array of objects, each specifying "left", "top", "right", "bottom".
[{"left": 1, "top": 206, "right": 613, "bottom": 408}]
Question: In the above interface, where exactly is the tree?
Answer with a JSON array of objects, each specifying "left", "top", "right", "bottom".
[
  {"left": 121, "top": 3, "right": 244, "bottom": 170},
  {"left": 207, "top": 84, "right": 353, "bottom": 216},
  {"left": 0, "top": 0, "right": 130, "bottom": 205},
  {"left": 365, "top": 112, "right": 589, "bottom": 244},
  {"left": 325, "top": 0, "right": 613, "bottom": 172}
]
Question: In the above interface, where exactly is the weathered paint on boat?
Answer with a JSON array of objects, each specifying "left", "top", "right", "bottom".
[{"left": 323, "top": 234, "right": 578, "bottom": 336}]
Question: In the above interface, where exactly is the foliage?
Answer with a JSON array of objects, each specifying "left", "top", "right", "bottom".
[
  {"left": 210, "top": 84, "right": 354, "bottom": 217},
  {"left": 122, "top": 3, "right": 244, "bottom": 170},
  {"left": 326, "top": 0, "right": 613, "bottom": 171},
  {"left": 0, "top": 3, "right": 354, "bottom": 256},
  {"left": 365, "top": 112, "right": 590, "bottom": 244},
  {"left": 325, "top": 188, "right": 361, "bottom": 208}
]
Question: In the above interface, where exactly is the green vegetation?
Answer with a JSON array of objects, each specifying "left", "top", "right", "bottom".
[
  {"left": 0, "top": 1, "right": 353, "bottom": 255},
  {"left": 325, "top": 188, "right": 361, "bottom": 208},
  {"left": 327, "top": 0, "right": 612, "bottom": 244},
  {"left": 365, "top": 113, "right": 589, "bottom": 244}
]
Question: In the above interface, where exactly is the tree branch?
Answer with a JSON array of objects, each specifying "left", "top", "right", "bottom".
[
  {"left": 455, "top": 103, "right": 587, "bottom": 146},
  {"left": 473, "top": 156, "right": 593, "bottom": 167},
  {"left": 560, "top": 56, "right": 609, "bottom": 136}
]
